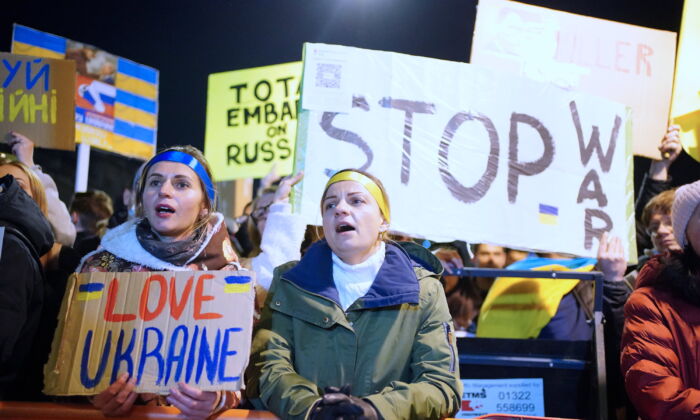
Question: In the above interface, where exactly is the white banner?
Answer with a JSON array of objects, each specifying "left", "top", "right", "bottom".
[
  {"left": 294, "top": 43, "right": 636, "bottom": 260},
  {"left": 470, "top": 0, "right": 676, "bottom": 159}
]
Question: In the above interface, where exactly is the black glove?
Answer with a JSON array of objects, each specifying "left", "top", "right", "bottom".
[{"left": 310, "top": 385, "right": 381, "bottom": 420}]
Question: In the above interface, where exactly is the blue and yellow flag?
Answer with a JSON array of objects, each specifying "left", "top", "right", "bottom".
[
  {"left": 477, "top": 257, "right": 596, "bottom": 339},
  {"left": 224, "top": 276, "right": 251, "bottom": 294},
  {"left": 76, "top": 282, "right": 104, "bottom": 301}
]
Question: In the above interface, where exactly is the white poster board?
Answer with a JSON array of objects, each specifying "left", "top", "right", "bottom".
[
  {"left": 470, "top": 0, "right": 676, "bottom": 159},
  {"left": 294, "top": 43, "right": 636, "bottom": 261}
]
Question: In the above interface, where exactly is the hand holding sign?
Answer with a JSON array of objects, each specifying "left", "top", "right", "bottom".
[
  {"left": 659, "top": 124, "right": 682, "bottom": 161},
  {"left": 166, "top": 383, "right": 219, "bottom": 420},
  {"left": 91, "top": 373, "right": 138, "bottom": 417},
  {"left": 273, "top": 171, "right": 304, "bottom": 204}
]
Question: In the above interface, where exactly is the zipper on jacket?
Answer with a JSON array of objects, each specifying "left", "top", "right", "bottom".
[{"left": 443, "top": 322, "right": 456, "bottom": 373}]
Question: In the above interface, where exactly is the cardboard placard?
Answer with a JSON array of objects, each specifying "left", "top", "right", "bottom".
[
  {"left": 204, "top": 62, "right": 301, "bottom": 181},
  {"left": 294, "top": 43, "right": 636, "bottom": 261},
  {"left": 670, "top": 0, "right": 700, "bottom": 162},
  {"left": 12, "top": 24, "right": 159, "bottom": 160},
  {"left": 44, "top": 270, "right": 255, "bottom": 395},
  {"left": 470, "top": 0, "right": 676, "bottom": 159},
  {"left": 0, "top": 52, "right": 75, "bottom": 151}
]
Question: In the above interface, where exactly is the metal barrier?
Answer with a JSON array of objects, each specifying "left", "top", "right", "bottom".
[{"left": 452, "top": 267, "right": 607, "bottom": 420}]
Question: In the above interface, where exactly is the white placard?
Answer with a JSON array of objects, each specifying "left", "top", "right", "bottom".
[
  {"left": 455, "top": 378, "right": 545, "bottom": 418},
  {"left": 294, "top": 43, "right": 636, "bottom": 261}
]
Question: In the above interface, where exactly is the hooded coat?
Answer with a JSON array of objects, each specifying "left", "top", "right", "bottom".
[
  {"left": 0, "top": 174, "right": 54, "bottom": 399},
  {"left": 246, "top": 240, "right": 462, "bottom": 420},
  {"left": 620, "top": 254, "right": 700, "bottom": 419}
]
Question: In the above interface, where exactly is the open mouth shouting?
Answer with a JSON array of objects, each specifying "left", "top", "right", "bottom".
[
  {"left": 336, "top": 222, "right": 356, "bottom": 233},
  {"left": 155, "top": 203, "right": 176, "bottom": 217}
]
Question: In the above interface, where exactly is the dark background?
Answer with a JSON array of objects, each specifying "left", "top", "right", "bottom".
[{"left": 3, "top": 0, "right": 698, "bottom": 208}]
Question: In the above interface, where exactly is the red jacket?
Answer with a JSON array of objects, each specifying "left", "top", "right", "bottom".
[{"left": 620, "top": 255, "right": 700, "bottom": 419}]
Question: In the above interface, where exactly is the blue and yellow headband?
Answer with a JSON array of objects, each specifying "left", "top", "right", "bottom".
[
  {"left": 146, "top": 150, "right": 216, "bottom": 203},
  {"left": 325, "top": 170, "right": 390, "bottom": 223}
]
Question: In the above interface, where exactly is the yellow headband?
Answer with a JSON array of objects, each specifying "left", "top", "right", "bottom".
[{"left": 325, "top": 171, "right": 390, "bottom": 223}]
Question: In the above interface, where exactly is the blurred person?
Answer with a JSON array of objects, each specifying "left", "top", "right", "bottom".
[
  {"left": 0, "top": 170, "right": 53, "bottom": 400},
  {"left": 505, "top": 247, "right": 530, "bottom": 266},
  {"left": 4, "top": 131, "right": 76, "bottom": 246},
  {"left": 445, "top": 243, "right": 506, "bottom": 334},
  {"left": 70, "top": 190, "right": 113, "bottom": 257},
  {"left": 77, "top": 146, "right": 241, "bottom": 418},
  {"left": 243, "top": 172, "right": 306, "bottom": 295},
  {"left": 246, "top": 168, "right": 461, "bottom": 420},
  {"left": 639, "top": 189, "right": 680, "bottom": 260},
  {"left": 634, "top": 124, "right": 682, "bottom": 253},
  {"left": 621, "top": 179, "right": 700, "bottom": 419}
]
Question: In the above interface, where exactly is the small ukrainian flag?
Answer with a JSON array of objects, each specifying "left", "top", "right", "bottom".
[
  {"left": 77, "top": 282, "right": 104, "bottom": 301},
  {"left": 224, "top": 276, "right": 251, "bottom": 294},
  {"left": 538, "top": 204, "right": 558, "bottom": 225}
]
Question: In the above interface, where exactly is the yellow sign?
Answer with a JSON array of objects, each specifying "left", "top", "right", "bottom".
[
  {"left": 204, "top": 62, "right": 301, "bottom": 181},
  {"left": 671, "top": 0, "right": 700, "bottom": 162},
  {"left": 0, "top": 52, "right": 75, "bottom": 151},
  {"left": 44, "top": 271, "right": 255, "bottom": 395}
]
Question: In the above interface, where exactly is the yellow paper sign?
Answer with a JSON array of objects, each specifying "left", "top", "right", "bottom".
[
  {"left": 0, "top": 52, "right": 75, "bottom": 151},
  {"left": 670, "top": 0, "right": 700, "bottom": 162},
  {"left": 44, "top": 270, "right": 255, "bottom": 396},
  {"left": 204, "top": 62, "right": 301, "bottom": 181}
]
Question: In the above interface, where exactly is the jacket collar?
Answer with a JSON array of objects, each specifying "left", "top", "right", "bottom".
[
  {"left": 0, "top": 174, "right": 54, "bottom": 256},
  {"left": 79, "top": 212, "right": 236, "bottom": 271},
  {"left": 283, "top": 240, "right": 422, "bottom": 309}
]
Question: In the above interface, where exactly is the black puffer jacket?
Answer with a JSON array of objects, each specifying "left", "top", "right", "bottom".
[{"left": 0, "top": 174, "right": 53, "bottom": 400}]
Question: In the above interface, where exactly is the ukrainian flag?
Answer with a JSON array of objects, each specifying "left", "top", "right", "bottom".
[
  {"left": 224, "top": 276, "right": 251, "bottom": 294},
  {"left": 11, "top": 24, "right": 66, "bottom": 60},
  {"left": 538, "top": 204, "right": 558, "bottom": 225},
  {"left": 77, "top": 282, "right": 104, "bottom": 301},
  {"left": 113, "top": 58, "right": 159, "bottom": 159},
  {"left": 477, "top": 257, "right": 596, "bottom": 339}
]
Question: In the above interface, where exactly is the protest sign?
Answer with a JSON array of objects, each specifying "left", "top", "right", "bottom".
[
  {"left": 671, "top": 0, "right": 700, "bottom": 162},
  {"left": 0, "top": 52, "right": 75, "bottom": 150},
  {"left": 470, "top": 0, "right": 676, "bottom": 159},
  {"left": 205, "top": 62, "right": 301, "bottom": 181},
  {"left": 294, "top": 43, "right": 636, "bottom": 261},
  {"left": 455, "top": 378, "right": 545, "bottom": 418},
  {"left": 12, "top": 24, "right": 159, "bottom": 160},
  {"left": 44, "top": 270, "right": 255, "bottom": 395}
]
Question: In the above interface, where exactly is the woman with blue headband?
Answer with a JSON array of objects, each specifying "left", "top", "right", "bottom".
[
  {"left": 246, "top": 168, "right": 462, "bottom": 420},
  {"left": 78, "top": 145, "right": 240, "bottom": 418}
]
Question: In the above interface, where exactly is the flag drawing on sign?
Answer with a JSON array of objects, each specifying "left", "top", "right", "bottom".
[
  {"left": 77, "top": 282, "right": 104, "bottom": 301},
  {"left": 538, "top": 204, "right": 558, "bottom": 225},
  {"left": 224, "top": 276, "right": 251, "bottom": 293}
]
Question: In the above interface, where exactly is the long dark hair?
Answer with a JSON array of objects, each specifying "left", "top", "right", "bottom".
[{"left": 659, "top": 245, "right": 700, "bottom": 306}]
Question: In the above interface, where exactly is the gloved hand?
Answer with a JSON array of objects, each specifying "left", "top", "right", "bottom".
[{"left": 310, "top": 385, "right": 381, "bottom": 420}]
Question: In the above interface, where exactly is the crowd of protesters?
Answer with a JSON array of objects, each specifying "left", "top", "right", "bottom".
[{"left": 0, "top": 119, "right": 699, "bottom": 420}]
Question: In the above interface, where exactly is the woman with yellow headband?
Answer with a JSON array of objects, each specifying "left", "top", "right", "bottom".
[{"left": 247, "top": 168, "right": 462, "bottom": 420}]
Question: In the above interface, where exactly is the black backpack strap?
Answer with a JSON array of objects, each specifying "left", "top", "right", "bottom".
[{"left": 0, "top": 221, "right": 41, "bottom": 264}]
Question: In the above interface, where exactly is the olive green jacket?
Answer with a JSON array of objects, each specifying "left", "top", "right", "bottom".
[{"left": 246, "top": 241, "right": 462, "bottom": 420}]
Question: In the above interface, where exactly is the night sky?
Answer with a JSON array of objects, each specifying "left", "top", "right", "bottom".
[{"left": 3, "top": 0, "right": 694, "bottom": 202}]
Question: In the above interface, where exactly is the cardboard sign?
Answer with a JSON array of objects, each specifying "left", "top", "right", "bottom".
[
  {"left": 44, "top": 270, "right": 255, "bottom": 395},
  {"left": 671, "top": 0, "right": 700, "bottom": 162},
  {"left": 205, "top": 62, "right": 301, "bottom": 181},
  {"left": 294, "top": 43, "right": 636, "bottom": 261},
  {"left": 455, "top": 378, "right": 545, "bottom": 418},
  {"left": 12, "top": 24, "right": 159, "bottom": 160},
  {"left": 0, "top": 52, "right": 75, "bottom": 151},
  {"left": 470, "top": 0, "right": 676, "bottom": 159}
]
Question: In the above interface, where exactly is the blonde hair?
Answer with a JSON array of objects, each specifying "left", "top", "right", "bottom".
[
  {"left": 320, "top": 168, "right": 391, "bottom": 241},
  {"left": 135, "top": 145, "right": 216, "bottom": 233},
  {"left": 0, "top": 161, "right": 47, "bottom": 217}
]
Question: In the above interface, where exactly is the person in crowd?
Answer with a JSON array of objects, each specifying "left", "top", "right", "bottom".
[
  {"left": 5, "top": 131, "right": 76, "bottom": 246},
  {"left": 242, "top": 173, "right": 306, "bottom": 295},
  {"left": 0, "top": 170, "right": 54, "bottom": 400},
  {"left": 621, "top": 179, "right": 700, "bottom": 419},
  {"left": 70, "top": 190, "right": 113, "bottom": 257},
  {"left": 246, "top": 168, "right": 462, "bottom": 420},
  {"left": 446, "top": 243, "right": 506, "bottom": 334},
  {"left": 635, "top": 124, "right": 682, "bottom": 253},
  {"left": 639, "top": 189, "right": 680, "bottom": 265},
  {"left": 77, "top": 146, "right": 241, "bottom": 418}
]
